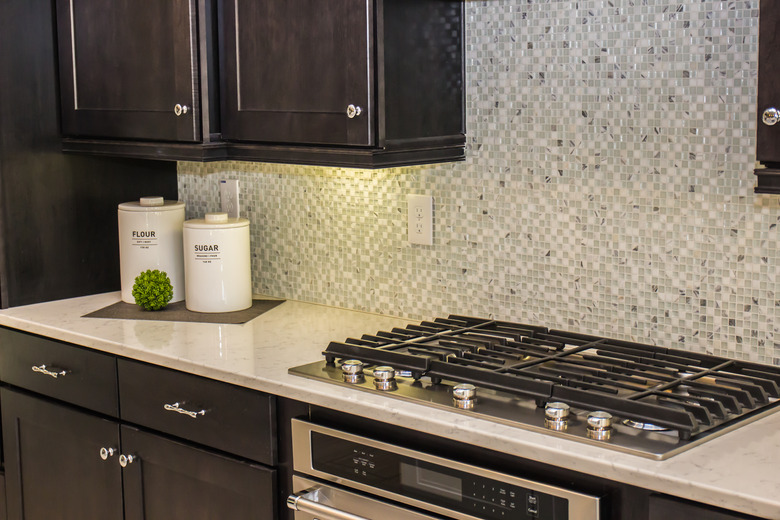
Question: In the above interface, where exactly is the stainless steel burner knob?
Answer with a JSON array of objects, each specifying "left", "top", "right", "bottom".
[
  {"left": 341, "top": 360, "right": 364, "bottom": 384},
  {"left": 544, "top": 402, "right": 570, "bottom": 431},
  {"left": 373, "top": 366, "right": 397, "bottom": 391},
  {"left": 586, "top": 411, "right": 613, "bottom": 441},
  {"left": 452, "top": 383, "right": 477, "bottom": 410}
]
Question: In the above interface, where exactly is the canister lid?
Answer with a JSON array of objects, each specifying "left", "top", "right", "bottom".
[
  {"left": 140, "top": 196, "right": 164, "bottom": 207},
  {"left": 205, "top": 212, "right": 229, "bottom": 224},
  {"left": 184, "top": 212, "right": 249, "bottom": 229},
  {"left": 118, "top": 197, "right": 185, "bottom": 212}
]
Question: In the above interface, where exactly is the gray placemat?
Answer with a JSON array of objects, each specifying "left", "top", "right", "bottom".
[{"left": 83, "top": 299, "right": 285, "bottom": 324}]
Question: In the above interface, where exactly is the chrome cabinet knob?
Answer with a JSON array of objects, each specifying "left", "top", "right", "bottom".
[
  {"left": 119, "top": 454, "right": 136, "bottom": 467},
  {"left": 99, "top": 447, "right": 116, "bottom": 460},
  {"left": 763, "top": 107, "right": 780, "bottom": 126},
  {"left": 346, "top": 104, "right": 362, "bottom": 118},
  {"left": 174, "top": 104, "right": 190, "bottom": 116}
]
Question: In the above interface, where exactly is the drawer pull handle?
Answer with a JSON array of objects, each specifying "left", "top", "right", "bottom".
[
  {"left": 31, "top": 364, "right": 67, "bottom": 379},
  {"left": 119, "top": 454, "right": 136, "bottom": 468},
  {"left": 99, "top": 447, "right": 116, "bottom": 461},
  {"left": 163, "top": 402, "right": 206, "bottom": 419}
]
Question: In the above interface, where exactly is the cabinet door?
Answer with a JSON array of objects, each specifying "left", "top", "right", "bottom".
[
  {"left": 220, "top": 0, "right": 374, "bottom": 146},
  {"left": 121, "top": 426, "right": 276, "bottom": 520},
  {"left": 757, "top": 0, "right": 780, "bottom": 162},
  {"left": 55, "top": 0, "right": 201, "bottom": 142},
  {"left": 1, "top": 389, "right": 123, "bottom": 520},
  {"left": 649, "top": 495, "right": 761, "bottom": 520}
]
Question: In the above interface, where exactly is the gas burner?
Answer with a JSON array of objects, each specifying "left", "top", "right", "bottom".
[
  {"left": 623, "top": 419, "right": 670, "bottom": 432},
  {"left": 291, "top": 314, "right": 780, "bottom": 459}
]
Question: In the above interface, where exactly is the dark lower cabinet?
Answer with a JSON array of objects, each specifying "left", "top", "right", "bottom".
[
  {"left": 121, "top": 427, "right": 275, "bottom": 520},
  {"left": 649, "top": 494, "right": 765, "bottom": 520},
  {"left": 0, "top": 328, "right": 281, "bottom": 520},
  {"left": 1, "top": 389, "right": 123, "bottom": 520},
  {"left": 0, "top": 472, "right": 6, "bottom": 520},
  {"left": 1, "top": 389, "right": 276, "bottom": 520}
]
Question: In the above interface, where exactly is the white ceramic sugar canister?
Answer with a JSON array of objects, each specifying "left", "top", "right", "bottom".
[
  {"left": 183, "top": 212, "right": 252, "bottom": 313},
  {"left": 118, "top": 197, "right": 185, "bottom": 304}
]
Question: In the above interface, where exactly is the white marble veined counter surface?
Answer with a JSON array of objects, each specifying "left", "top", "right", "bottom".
[{"left": 0, "top": 293, "right": 778, "bottom": 519}]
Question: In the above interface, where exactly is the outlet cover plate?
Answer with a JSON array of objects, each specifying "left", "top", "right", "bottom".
[{"left": 407, "top": 194, "right": 433, "bottom": 246}]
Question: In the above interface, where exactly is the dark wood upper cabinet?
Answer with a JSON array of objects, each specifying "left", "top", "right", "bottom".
[
  {"left": 55, "top": 0, "right": 213, "bottom": 143},
  {"left": 57, "top": 0, "right": 465, "bottom": 168},
  {"left": 755, "top": 0, "right": 780, "bottom": 193},
  {"left": 221, "top": 0, "right": 374, "bottom": 147}
]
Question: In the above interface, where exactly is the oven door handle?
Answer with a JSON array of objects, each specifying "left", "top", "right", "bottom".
[{"left": 287, "top": 488, "right": 371, "bottom": 520}]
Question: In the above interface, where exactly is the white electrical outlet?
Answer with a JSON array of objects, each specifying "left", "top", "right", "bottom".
[
  {"left": 407, "top": 194, "right": 433, "bottom": 246},
  {"left": 220, "top": 179, "right": 240, "bottom": 218}
]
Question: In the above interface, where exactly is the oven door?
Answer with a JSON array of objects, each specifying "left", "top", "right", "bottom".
[
  {"left": 290, "top": 419, "right": 600, "bottom": 520},
  {"left": 289, "top": 476, "right": 445, "bottom": 520}
]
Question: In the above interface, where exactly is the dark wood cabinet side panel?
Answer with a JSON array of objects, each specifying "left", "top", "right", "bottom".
[
  {"left": 382, "top": 0, "right": 464, "bottom": 143},
  {"left": 757, "top": 0, "right": 780, "bottom": 162},
  {"left": 0, "top": 0, "right": 179, "bottom": 308},
  {"left": 0, "top": 472, "right": 6, "bottom": 520}
]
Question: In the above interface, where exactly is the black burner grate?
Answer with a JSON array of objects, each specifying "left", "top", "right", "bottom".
[{"left": 323, "top": 315, "right": 780, "bottom": 440}]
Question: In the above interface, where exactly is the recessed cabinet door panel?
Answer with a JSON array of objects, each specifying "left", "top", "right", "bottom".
[
  {"left": 56, "top": 0, "right": 200, "bottom": 141},
  {"left": 221, "top": 0, "right": 374, "bottom": 146},
  {"left": 757, "top": 0, "right": 780, "bottom": 162},
  {"left": 1, "top": 389, "right": 123, "bottom": 520},
  {"left": 121, "top": 426, "right": 276, "bottom": 520}
]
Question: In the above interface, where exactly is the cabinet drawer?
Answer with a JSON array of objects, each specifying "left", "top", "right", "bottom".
[
  {"left": 117, "top": 359, "right": 276, "bottom": 465},
  {"left": 649, "top": 495, "right": 761, "bottom": 520},
  {"left": 0, "top": 327, "right": 118, "bottom": 416}
]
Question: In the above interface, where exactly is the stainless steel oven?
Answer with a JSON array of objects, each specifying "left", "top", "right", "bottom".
[{"left": 287, "top": 419, "right": 601, "bottom": 520}]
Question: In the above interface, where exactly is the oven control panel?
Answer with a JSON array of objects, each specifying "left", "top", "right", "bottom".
[
  {"left": 293, "top": 421, "right": 601, "bottom": 520},
  {"left": 318, "top": 435, "right": 567, "bottom": 518}
]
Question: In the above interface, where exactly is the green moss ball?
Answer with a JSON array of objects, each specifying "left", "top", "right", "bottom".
[{"left": 132, "top": 269, "right": 174, "bottom": 311}]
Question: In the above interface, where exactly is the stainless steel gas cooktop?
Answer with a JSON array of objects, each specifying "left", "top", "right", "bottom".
[{"left": 289, "top": 315, "right": 780, "bottom": 460}]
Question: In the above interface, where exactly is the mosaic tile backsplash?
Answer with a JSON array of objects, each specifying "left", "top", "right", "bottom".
[{"left": 178, "top": 0, "right": 780, "bottom": 366}]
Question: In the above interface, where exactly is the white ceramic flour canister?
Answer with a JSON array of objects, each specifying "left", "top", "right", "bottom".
[
  {"left": 118, "top": 197, "right": 185, "bottom": 304},
  {"left": 183, "top": 212, "right": 251, "bottom": 313}
]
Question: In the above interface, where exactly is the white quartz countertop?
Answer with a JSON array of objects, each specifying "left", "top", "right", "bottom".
[{"left": 0, "top": 293, "right": 778, "bottom": 519}]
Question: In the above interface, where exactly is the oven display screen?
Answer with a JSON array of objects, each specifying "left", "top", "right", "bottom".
[{"left": 400, "top": 462, "right": 462, "bottom": 502}]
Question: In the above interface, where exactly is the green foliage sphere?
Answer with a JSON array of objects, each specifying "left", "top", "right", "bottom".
[{"left": 132, "top": 269, "right": 174, "bottom": 311}]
